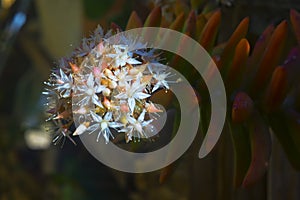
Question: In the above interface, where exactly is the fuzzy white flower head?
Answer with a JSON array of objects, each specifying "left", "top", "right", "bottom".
[{"left": 43, "top": 25, "right": 178, "bottom": 145}]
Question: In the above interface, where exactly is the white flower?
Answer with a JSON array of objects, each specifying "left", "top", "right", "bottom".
[
  {"left": 152, "top": 71, "right": 172, "bottom": 92},
  {"left": 115, "top": 79, "right": 150, "bottom": 113},
  {"left": 52, "top": 69, "right": 74, "bottom": 98},
  {"left": 147, "top": 63, "right": 173, "bottom": 92},
  {"left": 106, "top": 44, "right": 141, "bottom": 67},
  {"left": 52, "top": 120, "right": 76, "bottom": 146},
  {"left": 119, "top": 109, "right": 153, "bottom": 142},
  {"left": 92, "top": 25, "right": 104, "bottom": 43},
  {"left": 86, "top": 111, "right": 123, "bottom": 143},
  {"left": 43, "top": 25, "right": 181, "bottom": 146},
  {"left": 74, "top": 38, "right": 95, "bottom": 57},
  {"left": 77, "top": 73, "right": 106, "bottom": 107}
]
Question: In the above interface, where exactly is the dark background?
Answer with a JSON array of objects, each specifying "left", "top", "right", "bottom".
[{"left": 0, "top": 0, "right": 299, "bottom": 199}]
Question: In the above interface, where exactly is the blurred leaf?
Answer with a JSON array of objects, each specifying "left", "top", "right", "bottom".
[
  {"left": 169, "top": 12, "right": 186, "bottom": 31},
  {"left": 219, "top": 17, "right": 249, "bottom": 76},
  {"left": 232, "top": 92, "right": 254, "bottom": 123},
  {"left": 110, "top": 22, "right": 122, "bottom": 33},
  {"left": 243, "top": 24, "right": 274, "bottom": 87},
  {"left": 195, "top": 14, "right": 207, "bottom": 39},
  {"left": 226, "top": 38, "right": 250, "bottom": 92},
  {"left": 183, "top": 11, "right": 197, "bottom": 38},
  {"left": 290, "top": 9, "right": 300, "bottom": 45},
  {"left": 282, "top": 47, "right": 300, "bottom": 85},
  {"left": 285, "top": 109, "right": 300, "bottom": 151},
  {"left": 242, "top": 111, "right": 271, "bottom": 188},
  {"left": 174, "top": 0, "right": 190, "bottom": 16},
  {"left": 159, "top": 163, "right": 175, "bottom": 184},
  {"left": 202, "top": 1, "right": 218, "bottom": 15},
  {"left": 199, "top": 10, "right": 221, "bottom": 53},
  {"left": 144, "top": 6, "right": 162, "bottom": 27},
  {"left": 263, "top": 66, "right": 288, "bottom": 113},
  {"left": 268, "top": 112, "right": 300, "bottom": 170},
  {"left": 191, "top": 0, "right": 206, "bottom": 10},
  {"left": 228, "top": 121, "right": 251, "bottom": 187},
  {"left": 251, "top": 20, "right": 288, "bottom": 95},
  {"left": 126, "top": 11, "right": 143, "bottom": 30}
]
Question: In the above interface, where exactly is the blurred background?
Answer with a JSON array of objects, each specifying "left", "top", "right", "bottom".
[{"left": 0, "top": 0, "right": 300, "bottom": 199}]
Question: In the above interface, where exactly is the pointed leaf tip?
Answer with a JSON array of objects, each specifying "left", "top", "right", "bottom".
[
  {"left": 290, "top": 9, "right": 300, "bottom": 45},
  {"left": 251, "top": 20, "right": 288, "bottom": 94},
  {"left": 242, "top": 112, "right": 271, "bottom": 188},
  {"left": 264, "top": 66, "right": 288, "bottom": 113},
  {"left": 219, "top": 17, "right": 249, "bottom": 74},
  {"left": 199, "top": 10, "right": 221, "bottom": 52},
  {"left": 144, "top": 6, "right": 162, "bottom": 27},
  {"left": 126, "top": 11, "right": 143, "bottom": 30}
]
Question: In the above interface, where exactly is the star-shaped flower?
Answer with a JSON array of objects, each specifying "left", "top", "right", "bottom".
[
  {"left": 114, "top": 79, "right": 150, "bottom": 113},
  {"left": 52, "top": 69, "right": 74, "bottom": 98},
  {"left": 86, "top": 111, "right": 123, "bottom": 143},
  {"left": 119, "top": 109, "right": 153, "bottom": 142},
  {"left": 77, "top": 73, "right": 106, "bottom": 107},
  {"left": 106, "top": 44, "right": 141, "bottom": 67}
]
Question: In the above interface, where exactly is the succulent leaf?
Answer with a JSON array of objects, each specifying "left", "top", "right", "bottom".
[
  {"left": 126, "top": 11, "right": 143, "bottom": 30},
  {"left": 251, "top": 20, "right": 288, "bottom": 96},
  {"left": 144, "top": 6, "right": 162, "bottom": 27},
  {"left": 219, "top": 17, "right": 249, "bottom": 75},
  {"left": 242, "top": 111, "right": 272, "bottom": 188},
  {"left": 290, "top": 9, "right": 300, "bottom": 45},
  {"left": 199, "top": 10, "right": 221, "bottom": 53}
]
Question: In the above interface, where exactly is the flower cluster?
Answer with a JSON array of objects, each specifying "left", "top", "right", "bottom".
[{"left": 44, "top": 26, "right": 175, "bottom": 145}]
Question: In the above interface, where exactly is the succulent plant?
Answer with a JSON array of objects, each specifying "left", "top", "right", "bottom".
[{"left": 44, "top": 0, "right": 300, "bottom": 188}]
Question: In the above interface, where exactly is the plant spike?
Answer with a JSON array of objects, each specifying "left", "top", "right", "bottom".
[
  {"left": 263, "top": 66, "right": 289, "bottom": 113},
  {"left": 226, "top": 38, "right": 250, "bottom": 93},
  {"left": 290, "top": 9, "right": 300, "bottom": 45},
  {"left": 126, "top": 11, "right": 143, "bottom": 30},
  {"left": 183, "top": 10, "right": 197, "bottom": 39},
  {"left": 242, "top": 110, "right": 272, "bottom": 188},
  {"left": 169, "top": 12, "right": 186, "bottom": 31},
  {"left": 144, "top": 6, "right": 162, "bottom": 27},
  {"left": 218, "top": 17, "right": 249, "bottom": 76},
  {"left": 251, "top": 20, "right": 288, "bottom": 96},
  {"left": 243, "top": 24, "right": 274, "bottom": 89},
  {"left": 199, "top": 9, "right": 221, "bottom": 53}
]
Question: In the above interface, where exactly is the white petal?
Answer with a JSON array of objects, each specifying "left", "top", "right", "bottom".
[
  {"left": 87, "top": 73, "right": 94, "bottom": 88},
  {"left": 162, "top": 80, "right": 170, "bottom": 89},
  {"left": 90, "top": 111, "right": 103, "bottom": 122},
  {"left": 127, "top": 58, "right": 141, "bottom": 65},
  {"left": 114, "top": 93, "right": 127, "bottom": 99},
  {"left": 142, "top": 119, "right": 153, "bottom": 127},
  {"left": 138, "top": 109, "right": 146, "bottom": 122},
  {"left": 86, "top": 124, "right": 100, "bottom": 134},
  {"left": 104, "top": 112, "right": 112, "bottom": 121},
  {"left": 128, "top": 97, "right": 136, "bottom": 113},
  {"left": 134, "top": 92, "right": 151, "bottom": 99},
  {"left": 103, "top": 130, "right": 110, "bottom": 144},
  {"left": 127, "top": 115, "right": 136, "bottom": 125},
  {"left": 92, "top": 97, "right": 103, "bottom": 108},
  {"left": 109, "top": 122, "right": 124, "bottom": 129},
  {"left": 95, "top": 85, "right": 106, "bottom": 93},
  {"left": 152, "top": 84, "right": 160, "bottom": 92},
  {"left": 73, "top": 124, "right": 87, "bottom": 135},
  {"left": 59, "top": 69, "right": 69, "bottom": 82}
]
